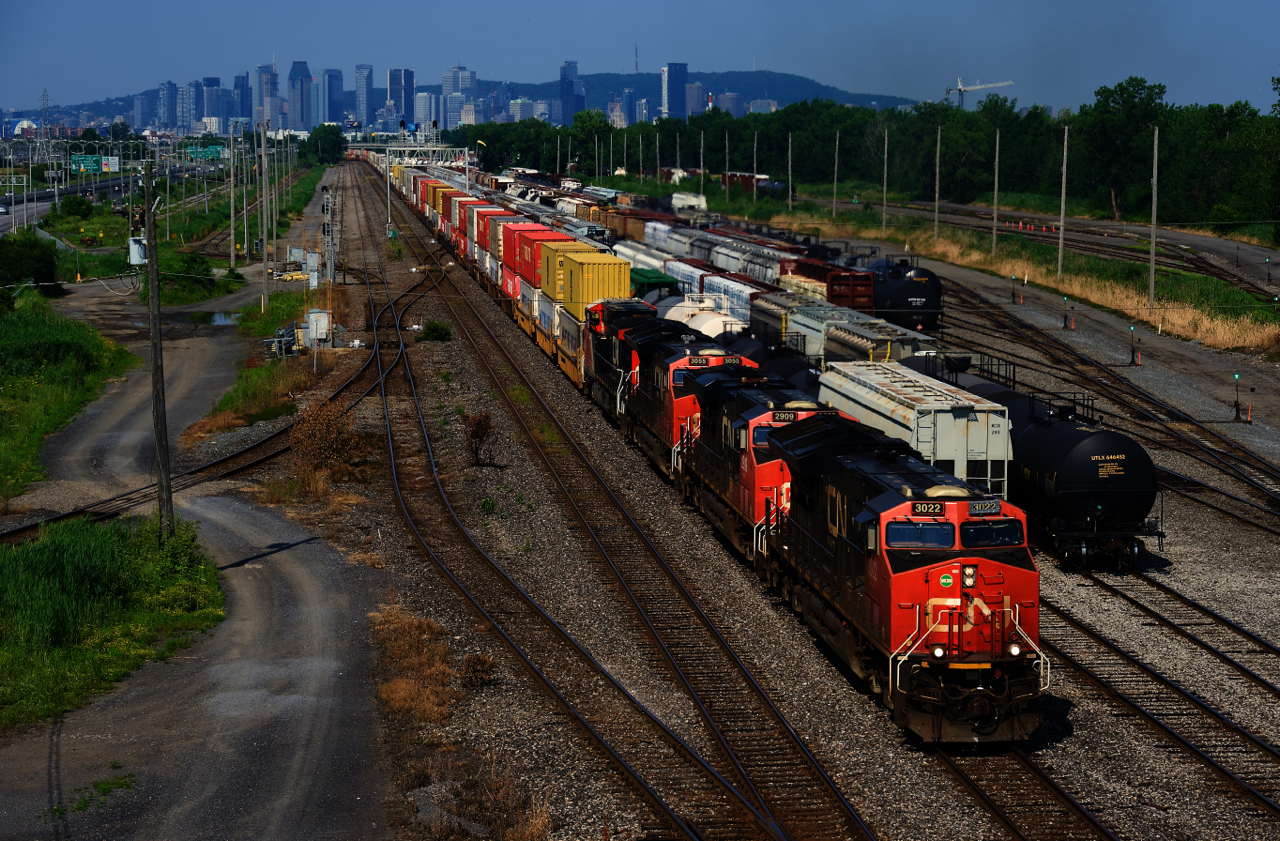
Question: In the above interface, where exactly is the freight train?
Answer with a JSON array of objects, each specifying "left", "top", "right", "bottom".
[{"left": 358, "top": 155, "right": 1048, "bottom": 742}]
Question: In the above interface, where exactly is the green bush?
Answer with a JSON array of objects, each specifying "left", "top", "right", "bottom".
[
  {"left": 415, "top": 320, "right": 453, "bottom": 342},
  {"left": 59, "top": 195, "right": 94, "bottom": 220},
  {"left": 0, "top": 514, "right": 223, "bottom": 725}
]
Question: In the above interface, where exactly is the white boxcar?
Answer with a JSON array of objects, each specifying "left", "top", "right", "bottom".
[
  {"left": 818, "top": 361, "right": 1011, "bottom": 497},
  {"left": 613, "top": 240, "right": 668, "bottom": 272},
  {"left": 644, "top": 221, "right": 672, "bottom": 251},
  {"left": 662, "top": 259, "right": 710, "bottom": 295}
]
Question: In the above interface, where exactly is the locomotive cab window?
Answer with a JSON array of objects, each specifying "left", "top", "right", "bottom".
[
  {"left": 960, "top": 518, "right": 1025, "bottom": 548},
  {"left": 671, "top": 369, "right": 686, "bottom": 386},
  {"left": 885, "top": 521, "right": 956, "bottom": 549}
]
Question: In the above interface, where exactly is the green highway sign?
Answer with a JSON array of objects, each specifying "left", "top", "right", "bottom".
[
  {"left": 184, "top": 146, "right": 226, "bottom": 161},
  {"left": 70, "top": 154, "right": 102, "bottom": 172}
]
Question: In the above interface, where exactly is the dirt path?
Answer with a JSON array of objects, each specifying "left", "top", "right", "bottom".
[{"left": 0, "top": 495, "right": 390, "bottom": 840}]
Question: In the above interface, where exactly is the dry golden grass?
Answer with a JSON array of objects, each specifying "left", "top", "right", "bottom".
[
  {"left": 504, "top": 793, "right": 550, "bottom": 841},
  {"left": 768, "top": 213, "right": 1280, "bottom": 351},
  {"left": 1168, "top": 225, "right": 1273, "bottom": 248},
  {"left": 326, "top": 491, "right": 364, "bottom": 515},
  {"left": 179, "top": 411, "right": 246, "bottom": 450},
  {"left": 248, "top": 476, "right": 298, "bottom": 505},
  {"left": 370, "top": 602, "right": 459, "bottom": 724}
]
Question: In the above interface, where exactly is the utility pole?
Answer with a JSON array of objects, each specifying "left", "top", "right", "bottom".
[
  {"left": 753, "top": 131, "right": 758, "bottom": 205},
  {"left": 832, "top": 129, "right": 838, "bottom": 218},
  {"left": 724, "top": 130, "right": 729, "bottom": 201},
  {"left": 556, "top": 134, "right": 561, "bottom": 179},
  {"left": 992, "top": 128, "right": 1000, "bottom": 257},
  {"left": 262, "top": 121, "right": 270, "bottom": 312},
  {"left": 1057, "top": 125, "right": 1069, "bottom": 283},
  {"left": 1149, "top": 125, "right": 1158, "bottom": 313},
  {"left": 385, "top": 141, "right": 391, "bottom": 231},
  {"left": 242, "top": 129, "right": 249, "bottom": 261},
  {"left": 788, "top": 133, "right": 792, "bottom": 212},
  {"left": 229, "top": 132, "right": 236, "bottom": 270},
  {"left": 881, "top": 129, "right": 888, "bottom": 237},
  {"left": 143, "top": 161, "right": 174, "bottom": 537},
  {"left": 700, "top": 131, "right": 704, "bottom": 194},
  {"left": 656, "top": 133, "right": 660, "bottom": 183},
  {"left": 933, "top": 125, "right": 941, "bottom": 241}
]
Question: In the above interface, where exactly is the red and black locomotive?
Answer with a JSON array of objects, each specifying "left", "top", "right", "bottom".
[{"left": 762, "top": 414, "right": 1046, "bottom": 741}]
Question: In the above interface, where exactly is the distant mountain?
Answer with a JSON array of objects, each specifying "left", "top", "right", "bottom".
[{"left": 342, "top": 70, "right": 912, "bottom": 116}]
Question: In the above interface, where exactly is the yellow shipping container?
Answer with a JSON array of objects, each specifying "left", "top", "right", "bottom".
[
  {"left": 562, "top": 252, "right": 631, "bottom": 321},
  {"left": 540, "top": 240, "right": 596, "bottom": 301}
]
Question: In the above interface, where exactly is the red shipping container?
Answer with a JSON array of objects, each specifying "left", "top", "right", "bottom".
[
  {"left": 475, "top": 209, "right": 514, "bottom": 251},
  {"left": 453, "top": 198, "right": 484, "bottom": 235},
  {"left": 501, "top": 222, "right": 547, "bottom": 272},
  {"left": 502, "top": 265, "right": 520, "bottom": 299},
  {"left": 518, "top": 230, "right": 572, "bottom": 287}
]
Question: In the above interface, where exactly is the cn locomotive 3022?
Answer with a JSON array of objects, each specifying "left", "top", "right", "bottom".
[{"left": 759, "top": 413, "right": 1048, "bottom": 742}]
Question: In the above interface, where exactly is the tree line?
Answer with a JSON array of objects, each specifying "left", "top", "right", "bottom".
[{"left": 444, "top": 74, "right": 1280, "bottom": 242}]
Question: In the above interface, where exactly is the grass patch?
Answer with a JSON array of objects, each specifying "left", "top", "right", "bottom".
[
  {"left": 967, "top": 190, "right": 1098, "bottom": 220},
  {"left": 0, "top": 513, "right": 224, "bottom": 728},
  {"left": 138, "top": 252, "right": 246, "bottom": 306},
  {"left": 534, "top": 423, "right": 562, "bottom": 445},
  {"left": 755, "top": 207, "right": 1280, "bottom": 350},
  {"left": 213, "top": 355, "right": 321, "bottom": 419},
  {"left": 40, "top": 205, "right": 132, "bottom": 249},
  {"left": 236, "top": 290, "right": 307, "bottom": 336},
  {"left": 0, "top": 294, "right": 138, "bottom": 507},
  {"left": 508, "top": 385, "right": 533, "bottom": 406}
]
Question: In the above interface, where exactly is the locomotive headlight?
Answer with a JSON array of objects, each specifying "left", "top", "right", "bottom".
[
  {"left": 962, "top": 565, "right": 977, "bottom": 588},
  {"left": 931, "top": 645, "right": 946, "bottom": 659},
  {"left": 1007, "top": 643, "right": 1022, "bottom": 657}
]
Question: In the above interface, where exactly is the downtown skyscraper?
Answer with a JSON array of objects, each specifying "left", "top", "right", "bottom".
[{"left": 355, "top": 64, "right": 374, "bottom": 127}]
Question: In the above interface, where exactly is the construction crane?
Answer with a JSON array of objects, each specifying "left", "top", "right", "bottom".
[{"left": 946, "top": 78, "right": 1013, "bottom": 109}]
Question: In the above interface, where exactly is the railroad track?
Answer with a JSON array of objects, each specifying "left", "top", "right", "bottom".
[
  {"left": 895, "top": 202, "right": 1277, "bottom": 301},
  {"left": 932, "top": 745, "right": 1117, "bottom": 840},
  {"left": 941, "top": 282, "right": 1280, "bottom": 511},
  {"left": 1041, "top": 599, "right": 1280, "bottom": 822},
  {"left": 361, "top": 162, "right": 884, "bottom": 839},
  {"left": 1082, "top": 569, "right": 1280, "bottom": 699},
  {"left": 345, "top": 162, "right": 857, "bottom": 840},
  {"left": 197, "top": 167, "right": 310, "bottom": 258}
]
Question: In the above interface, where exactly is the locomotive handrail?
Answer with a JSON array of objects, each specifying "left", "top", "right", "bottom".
[
  {"left": 1006, "top": 606, "right": 1051, "bottom": 691},
  {"left": 891, "top": 608, "right": 941, "bottom": 699}
]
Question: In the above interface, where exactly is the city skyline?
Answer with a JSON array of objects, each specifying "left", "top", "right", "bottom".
[{"left": 2, "top": 0, "right": 1276, "bottom": 113}]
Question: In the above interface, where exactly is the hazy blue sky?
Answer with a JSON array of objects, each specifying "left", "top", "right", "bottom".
[{"left": 4, "top": 0, "right": 1277, "bottom": 112}]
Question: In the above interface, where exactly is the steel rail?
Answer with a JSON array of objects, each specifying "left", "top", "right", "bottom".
[
  {"left": 388, "top": 164, "right": 875, "bottom": 841},
  {"left": 1041, "top": 599, "right": 1280, "bottom": 819},
  {"left": 932, "top": 745, "right": 1118, "bottom": 841},
  {"left": 347, "top": 162, "right": 789, "bottom": 841}
]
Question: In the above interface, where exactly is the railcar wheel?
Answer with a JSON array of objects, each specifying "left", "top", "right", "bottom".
[{"left": 790, "top": 585, "right": 803, "bottom": 615}]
